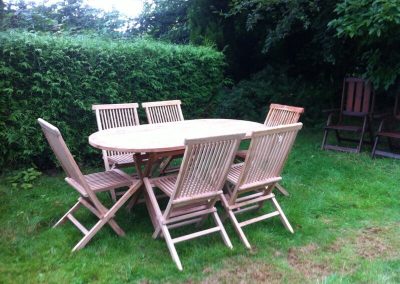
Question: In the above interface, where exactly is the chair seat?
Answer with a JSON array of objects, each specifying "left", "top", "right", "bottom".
[
  {"left": 377, "top": 131, "right": 400, "bottom": 139},
  {"left": 325, "top": 124, "right": 362, "bottom": 132},
  {"left": 108, "top": 154, "right": 135, "bottom": 166},
  {"left": 227, "top": 163, "right": 244, "bottom": 184},
  {"left": 152, "top": 175, "right": 178, "bottom": 196},
  {"left": 84, "top": 169, "right": 134, "bottom": 193}
]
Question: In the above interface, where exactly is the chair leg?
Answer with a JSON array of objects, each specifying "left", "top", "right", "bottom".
[
  {"left": 161, "top": 224, "right": 183, "bottom": 271},
  {"left": 321, "top": 129, "right": 329, "bottom": 150},
  {"left": 356, "top": 118, "right": 368, "bottom": 153},
  {"left": 227, "top": 210, "right": 251, "bottom": 249},
  {"left": 72, "top": 182, "right": 141, "bottom": 251},
  {"left": 211, "top": 211, "right": 233, "bottom": 249},
  {"left": 275, "top": 183, "right": 289, "bottom": 196},
  {"left": 107, "top": 218, "right": 125, "bottom": 236},
  {"left": 270, "top": 196, "right": 294, "bottom": 233},
  {"left": 53, "top": 201, "right": 81, "bottom": 228},
  {"left": 110, "top": 189, "right": 117, "bottom": 203},
  {"left": 371, "top": 135, "right": 380, "bottom": 158}
]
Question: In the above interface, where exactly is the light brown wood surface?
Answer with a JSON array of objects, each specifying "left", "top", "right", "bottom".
[
  {"left": 37, "top": 118, "right": 142, "bottom": 252},
  {"left": 143, "top": 133, "right": 243, "bottom": 270},
  {"left": 89, "top": 119, "right": 267, "bottom": 153},
  {"left": 221, "top": 123, "right": 303, "bottom": 249}
]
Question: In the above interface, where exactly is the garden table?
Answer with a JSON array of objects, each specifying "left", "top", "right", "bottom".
[{"left": 88, "top": 119, "right": 267, "bottom": 228}]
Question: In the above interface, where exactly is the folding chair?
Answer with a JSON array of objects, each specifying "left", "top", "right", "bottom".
[
  {"left": 321, "top": 78, "right": 375, "bottom": 153},
  {"left": 142, "top": 100, "right": 184, "bottom": 175},
  {"left": 143, "top": 132, "right": 244, "bottom": 270},
  {"left": 93, "top": 103, "right": 142, "bottom": 201},
  {"left": 38, "top": 118, "right": 142, "bottom": 251},
  {"left": 372, "top": 94, "right": 400, "bottom": 159},
  {"left": 221, "top": 123, "right": 302, "bottom": 249},
  {"left": 236, "top": 104, "right": 304, "bottom": 196}
]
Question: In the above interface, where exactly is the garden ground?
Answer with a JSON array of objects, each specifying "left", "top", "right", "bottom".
[{"left": 1, "top": 130, "right": 399, "bottom": 283}]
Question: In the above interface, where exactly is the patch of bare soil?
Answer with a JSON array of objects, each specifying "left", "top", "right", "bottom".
[
  {"left": 328, "top": 225, "right": 400, "bottom": 261},
  {"left": 354, "top": 226, "right": 399, "bottom": 260},
  {"left": 287, "top": 243, "right": 331, "bottom": 279},
  {"left": 200, "top": 258, "right": 284, "bottom": 284}
]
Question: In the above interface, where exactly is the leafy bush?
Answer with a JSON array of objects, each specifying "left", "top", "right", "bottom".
[
  {"left": 213, "top": 66, "right": 334, "bottom": 125},
  {"left": 0, "top": 31, "right": 225, "bottom": 170},
  {"left": 6, "top": 168, "right": 42, "bottom": 190}
]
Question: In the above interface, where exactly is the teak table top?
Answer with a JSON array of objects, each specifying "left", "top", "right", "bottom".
[{"left": 89, "top": 119, "right": 267, "bottom": 153}]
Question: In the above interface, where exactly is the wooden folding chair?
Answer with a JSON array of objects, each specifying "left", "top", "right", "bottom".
[
  {"left": 321, "top": 78, "right": 375, "bottom": 153},
  {"left": 143, "top": 133, "right": 244, "bottom": 270},
  {"left": 93, "top": 103, "right": 142, "bottom": 201},
  {"left": 142, "top": 100, "right": 184, "bottom": 175},
  {"left": 221, "top": 123, "right": 302, "bottom": 249},
  {"left": 372, "top": 94, "right": 400, "bottom": 159},
  {"left": 38, "top": 118, "right": 142, "bottom": 251},
  {"left": 236, "top": 104, "right": 304, "bottom": 196}
]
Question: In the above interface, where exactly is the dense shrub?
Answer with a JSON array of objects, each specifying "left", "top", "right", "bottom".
[
  {"left": 0, "top": 32, "right": 225, "bottom": 170},
  {"left": 213, "top": 66, "right": 335, "bottom": 125}
]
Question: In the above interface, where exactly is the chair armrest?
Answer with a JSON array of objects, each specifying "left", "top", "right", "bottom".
[{"left": 372, "top": 112, "right": 391, "bottom": 120}]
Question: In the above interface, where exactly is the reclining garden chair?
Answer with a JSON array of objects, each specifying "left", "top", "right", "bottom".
[
  {"left": 321, "top": 77, "right": 375, "bottom": 153},
  {"left": 372, "top": 94, "right": 400, "bottom": 159},
  {"left": 93, "top": 103, "right": 142, "bottom": 201},
  {"left": 38, "top": 118, "right": 141, "bottom": 251},
  {"left": 142, "top": 100, "right": 184, "bottom": 175},
  {"left": 222, "top": 123, "right": 302, "bottom": 249},
  {"left": 236, "top": 103, "right": 304, "bottom": 196},
  {"left": 143, "top": 133, "right": 244, "bottom": 270}
]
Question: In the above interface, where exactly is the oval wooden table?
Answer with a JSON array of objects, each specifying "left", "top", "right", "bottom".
[
  {"left": 89, "top": 119, "right": 266, "bottom": 153},
  {"left": 89, "top": 119, "right": 267, "bottom": 228}
]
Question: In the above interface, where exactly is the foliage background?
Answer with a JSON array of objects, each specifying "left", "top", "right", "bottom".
[
  {"left": 0, "top": 31, "right": 225, "bottom": 170},
  {"left": 1, "top": 0, "right": 400, "bottom": 171}
]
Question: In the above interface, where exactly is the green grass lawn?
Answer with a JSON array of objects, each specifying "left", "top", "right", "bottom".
[{"left": 1, "top": 130, "right": 399, "bottom": 283}]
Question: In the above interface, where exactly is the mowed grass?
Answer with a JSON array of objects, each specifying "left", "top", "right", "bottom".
[{"left": 0, "top": 129, "right": 399, "bottom": 283}]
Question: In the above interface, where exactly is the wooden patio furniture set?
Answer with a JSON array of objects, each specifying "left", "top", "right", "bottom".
[
  {"left": 38, "top": 100, "right": 304, "bottom": 270},
  {"left": 322, "top": 77, "right": 400, "bottom": 158}
]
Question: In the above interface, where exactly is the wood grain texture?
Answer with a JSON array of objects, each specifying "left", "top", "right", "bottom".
[{"left": 38, "top": 118, "right": 142, "bottom": 251}]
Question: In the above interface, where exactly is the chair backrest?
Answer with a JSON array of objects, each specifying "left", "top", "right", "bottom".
[
  {"left": 92, "top": 103, "right": 140, "bottom": 130},
  {"left": 340, "top": 78, "right": 374, "bottom": 116},
  {"left": 142, "top": 100, "right": 184, "bottom": 124},
  {"left": 233, "top": 123, "right": 302, "bottom": 196},
  {"left": 37, "top": 118, "right": 89, "bottom": 193},
  {"left": 92, "top": 103, "right": 140, "bottom": 169},
  {"left": 166, "top": 133, "right": 244, "bottom": 210},
  {"left": 38, "top": 118, "right": 105, "bottom": 209},
  {"left": 264, "top": 104, "right": 304, "bottom": 126}
]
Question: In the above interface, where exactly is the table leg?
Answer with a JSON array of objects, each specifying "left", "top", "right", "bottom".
[
  {"left": 126, "top": 153, "right": 145, "bottom": 211},
  {"left": 127, "top": 152, "right": 162, "bottom": 229}
]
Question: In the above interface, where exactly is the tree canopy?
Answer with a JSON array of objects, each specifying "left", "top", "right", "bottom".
[{"left": 1, "top": 0, "right": 399, "bottom": 93}]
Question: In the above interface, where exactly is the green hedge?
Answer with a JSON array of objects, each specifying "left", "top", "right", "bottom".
[{"left": 0, "top": 32, "right": 225, "bottom": 170}]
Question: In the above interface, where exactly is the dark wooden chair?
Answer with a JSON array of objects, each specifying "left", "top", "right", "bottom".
[
  {"left": 321, "top": 78, "right": 375, "bottom": 153},
  {"left": 372, "top": 94, "right": 400, "bottom": 159}
]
